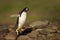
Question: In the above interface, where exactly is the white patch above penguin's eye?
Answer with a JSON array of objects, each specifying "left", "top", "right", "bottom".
[{"left": 26, "top": 8, "right": 29, "bottom": 11}]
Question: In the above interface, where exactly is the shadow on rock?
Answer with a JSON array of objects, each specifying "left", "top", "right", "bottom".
[{"left": 17, "top": 28, "right": 32, "bottom": 37}]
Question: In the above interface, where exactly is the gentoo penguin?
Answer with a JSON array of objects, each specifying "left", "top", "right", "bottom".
[{"left": 16, "top": 7, "right": 29, "bottom": 35}]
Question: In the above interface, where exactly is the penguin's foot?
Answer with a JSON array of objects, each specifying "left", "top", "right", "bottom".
[
  {"left": 16, "top": 29, "right": 19, "bottom": 35},
  {"left": 16, "top": 28, "right": 24, "bottom": 35}
]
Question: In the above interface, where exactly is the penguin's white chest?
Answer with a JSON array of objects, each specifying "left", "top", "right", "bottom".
[{"left": 18, "top": 12, "right": 27, "bottom": 28}]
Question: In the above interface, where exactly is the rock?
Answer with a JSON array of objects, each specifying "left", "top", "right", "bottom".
[
  {"left": 0, "top": 38, "right": 6, "bottom": 40},
  {"left": 56, "top": 33, "right": 60, "bottom": 40},
  {"left": 8, "top": 27, "right": 15, "bottom": 32},
  {"left": 0, "top": 29, "right": 9, "bottom": 40},
  {"left": 17, "top": 35, "right": 32, "bottom": 40},
  {"left": 29, "top": 20, "right": 49, "bottom": 28},
  {"left": 29, "top": 21, "right": 49, "bottom": 31},
  {"left": 52, "top": 26, "right": 58, "bottom": 30},
  {"left": 47, "top": 33, "right": 58, "bottom": 40},
  {"left": 45, "top": 25, "right": 58, "bottom": 33},
  {"left": 47, "top": 33, "right": 56, "bottom": 37},
  {"left": 4, "top": 31, "right": 17, "bottom": 40},
  {"left": 27, "top": 29, "right": 47, "bottom": 40},
  {"left": 46, "top": 28, "right": 57, "bottom": 33},
  {"left": 0, "top": 26, "right": 9, "bottom": 31}
]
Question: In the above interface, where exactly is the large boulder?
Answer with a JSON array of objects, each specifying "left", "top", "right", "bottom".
[
  {"left": 29, "top": 20, "right": 50, "bottom": 31},
  {"left": 17, "top": 35, "right": 32, "bottom": 40},
  {"left": 27, "top": 29, "right": 47, "bottom": 40},
  {"left": 29, "top": 20, "right": 49, "bottom": 28}
]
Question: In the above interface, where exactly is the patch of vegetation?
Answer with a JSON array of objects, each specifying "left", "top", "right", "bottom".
[{"left": 0, "top": 0, "right": 60, "bottom": 24}]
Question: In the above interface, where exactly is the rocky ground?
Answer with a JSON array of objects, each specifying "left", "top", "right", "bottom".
[{"left": 0, "top": 20, "right": 60, "bottom": 40}]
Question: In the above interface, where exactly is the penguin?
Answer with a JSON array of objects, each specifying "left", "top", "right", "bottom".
[{"left": 15, "top": 7, "right": 29, "bottom": 35}]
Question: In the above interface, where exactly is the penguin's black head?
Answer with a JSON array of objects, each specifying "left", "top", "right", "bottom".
[
  {"left": 19, "top": 7, "right": 29, "bottom": 15},
  {"left": 22, "top": 7, "right": 29, "bottom": 12}
]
